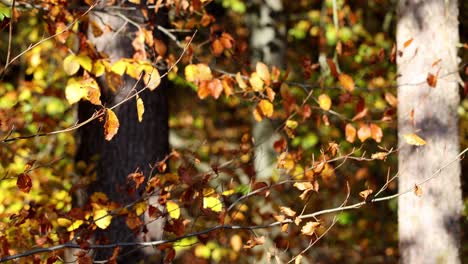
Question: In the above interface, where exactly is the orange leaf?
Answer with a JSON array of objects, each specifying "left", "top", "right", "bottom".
[
  {"left": 104, "top": 109, "right": 120, "bottom": 141},
  {"left": 384, "top": 92, "right": 398, "bottom": 107},
  {"left": 426, "top": 73, "right": 437, "bottom": 88},
  {"left": 208, "top": 79, "right": 223, "bottom": 99},
  {"left": 265, "top": 87, "right": 276, "bottom": 102},
  {"left": 345, "top": 123, "right": 356, "bottom": 143},
  {"left": 338, "top": 73, "right": 355, "bottom": 92},
  {"left": 301, "top": 221, "right": 320, "bottom": 236},
  {"left": 414, "top": 184, "right": 422, "bottom": 197},
  {"left": 211, "top": 39, "right": 224, "bottom": 56},
  {"left": 279, "top": 206, "right": 296, "bottom": 217},
  {"left": 17, "top": 173, "right": 32, "bottom": 193},
  {"left": 221, "top": 76, "right": 234, "bottom": 97},
  {"left": 357, "top": 124, "right": 371, "bottom": 142},
  {"left": 403, "top": 38, "right": 413, "bottom": 48},
  {"left": 370, "top": 123, "right": 383, "bottom": 143},
  {"left": 257, "top": 99, "right": 274, "bottom": 118}
]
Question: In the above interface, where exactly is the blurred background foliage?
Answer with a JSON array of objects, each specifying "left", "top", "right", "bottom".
[{"left": 0, "top": 0, "right": 466, "bottom": 263}]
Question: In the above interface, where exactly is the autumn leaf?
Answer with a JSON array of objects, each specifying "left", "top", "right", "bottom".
[
  {"left": 318, "top": 94, "right": 331, "bottom": 110},
  {"left": 345, "top": 123, "right": 356, "bottom": 143},
  {"left": 280, "top": 206, "right": 297, "bottom": 217},
  {"left": 338, "top": 73, "right": 355, "bottom": 92},
  {"left": 258, "top": 99, "right": 273, "bottom": 118},
  {"left": 403, "top": 133, "right": 426, "bottom": 146},
  {"left": 426, "top": 73, "right": 437, "bottom": 88},
  {"left": 104, "top": 109, "right": 120, "bottom": 141},
  {"left": 414, "top": 184, "right": 422, "bottom": 197},
  {"left": 370, "top": 123, "right": 383, "bottom": 143},
  {"left": 243, "top": 236, "right": 265, "bottom": 249},
  {"left": 301, "top": 221, "right": 320, "bottom": 236},
  {"left": 230, "top": 235, "right": 242, "bottom": 252},
  {"left": 203, "top": 197, "right": 223, "bottom": 212},
  {"left": 236, "top": 72, "right": 248, "bottom": 90},
  {"left": 63, "top": 55, "right": 80, "bottom": 75},
  {"left": 357, "top": 124, "right": 371, "bottom": 142},
  {"left": 93, "top": 209, "right": 112, "bottom": 229},
  {"left": 166, "top": 201, "right": 180, "bottom": 219},
  {"left": 185, "top": 64, "right": 213, "bottom": 82},
  {"left": 385, "top": 92, "right": 398, "bottom": 107},
  {"left": 17, "top": 173, "right": 32, "bottom": 193},
  {"left": 144, "top": 69, "right": 161, "bottom": 91},
  {"left": 403, "top": 38, "right": 413, "bottom": 48},
  {"left": 250, "top": 72, "right": 264, "bottom": 91},
  {"left": 136, "top": 96, "right": 144, "bottom": 122},
  {"left": 110, "top": 59, "right": 128, "bottom": 76},
  {"left": 359, "top": 189, "right": 373, "bottom": 200},
  {"left": 256, "top": 62, "right": 270, "bottom": 83}
]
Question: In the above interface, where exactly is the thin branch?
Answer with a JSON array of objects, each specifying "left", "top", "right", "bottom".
[{"left": 5, "top": 0, "right": 15, "bottom": 66}]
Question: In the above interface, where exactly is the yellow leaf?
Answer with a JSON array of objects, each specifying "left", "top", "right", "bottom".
[
  {"left": 111, "top": 59, "right": 128, "bottom": 75},
  {"left": 301, "top": 221, "right": 320, "bottom": 236},
  {"left": 81, "top": 77, "right": 102, "bottom": 105},
  {"left": 67, "top": 220, "right": 84, "bottom": 232},
  {"left": 166, "top": 201, "right": 180, "bottom": 219},
  {"left": 318, "top": 94, "right": 331, "bottom": 110},
  {"left": 230, "top": 235, "right": 242, "bottom": 252},
  {"left": 125, "top": 62, "right": 141, "bottom": 79},
  {"left": 93, "top": 60, "right": 107, "bottom": 77},
  {"left": 136, "top": 96, "right": 144, "bottom": 122},
  {"left": 63, "top": 54, "right": 80, "bottom": 75},
  {"left": 144, "top": 69, "right": 161, "bottom": 91},
  {"left": 258, "top": 99, "right": 273, "bottom": 118},
  {"left": 203, "top": 197, "right": 223, "bottom": 212},
  {"left": 250, "top": 72, "right": 264, "bottom": 91},
  {"left": 338, "top": 73, "right": 355, "bottom": 92},
  {"left": 104, "top": 109, "right": 120, "bottom": 141},
  {"left": 293, "top": 182, "right": 314, "bottom": 191},
  {"left": 90, "top": 192, "right": 109, "bottom": 203},
  {"left": 345, "top": 123, "right": 356, "bottom": 143},
  {"left": 134, "top": 201, "right": 147, "bottom": 216},
  {"left": 57, "top": 218, "right": 72, "bottom": 227},
  {"left": 128, "top": 0, "right": 140, "bottom": 3},
  {"left": 76, "top": 55, "right": 92, "bottom": 72},
  {"left": 286, "top": 120, "right": 298, "bottom": 129},
  {"left": 295, "top": 254, "right": 303, "bottom": 264},
  {"left": 236, "top": 72, "right": 248, "bottom": 90},
  {"left": 403, "top": 133, "right": 426, "bottom": 146},
  {"left": 256, "top": 62, "right": 270, "bottom": 82},
  {"left": 65, "top": 78, "right": 87, "bottom": 104},
  {"left": 93, "top": 209, "right": 112, "bottom": 229},
  {"left": 184, "top": 64, "right": 198, "bottom": 82},
  {"left": 185, "top": 64, "right": 212, "bottom": 83}
]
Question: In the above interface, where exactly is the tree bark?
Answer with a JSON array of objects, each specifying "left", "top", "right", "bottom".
[
  {"left": 397, "top": 1, "right": 462, "bottom": 263},
  {"left": 72, "top": 3, "right": 169, "bottom": 263},
  {"left": 250, "top": 0, "right": 286, "bottom": 181}
]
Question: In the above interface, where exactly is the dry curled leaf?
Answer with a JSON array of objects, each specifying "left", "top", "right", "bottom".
[
  {"left": 301, "top": 221, "right": 320, "bottom": 236},
  {"left": 243, "top": 236, "right": 265, "bottom": 249},
  {"left": 280, "top": 206, "right": 297, "bottom": 217},
  {"left": 359, "top": 189, "right": 373, "bottom": 200},
  {"left": 104, "top": 109, "right": 120, "bottom": 141}
]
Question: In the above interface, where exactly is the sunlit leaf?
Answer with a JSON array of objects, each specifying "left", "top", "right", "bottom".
[
  {"left": 286, "top": 120, "right": 298, "bottom": 129},
  {"left": 236, "top": 72, "right": 248, "bottom": 90},
  {"left": 384, "top": 92, "right": 398, "bottom": 107},
  {"left": 357, "top": 124, "right": 371, "bottom": 142},
  {"left": 76, "top": 55, "right": 92, "bottom": 72},
  {"left": 230, "top": 235, "right": 242, "bottom": 252},
  {"left": 67, "top": 220, "right": 84, "bottom": 232},
  {"left": 63, "top": 55, "right": 80, "bottom": 75},
  {"left": 143, "top": 68, "right": 161, "bottom": 91},
  {"left": 136, "top": 95, "right": 144, "bottom": 122},
  {"left": 345, "top": 123, "right": 356, "bottom": 143},
  {"left": 185, "top": 64, "right": 212, "bottom": 82},
  {"left": 256, "top": 62, "right": 270, "bottom": 83},
  {"left": 258, "top": 99, "right": 273, "bottom": 118},
  {"left": 203, "top": 197, "right": 223, "bottom": 212},
  {"left": 280, "top": 206, "right": 296, "bottom": 217},
  {"left": 104, "top": 109, "right": 120, "bottom": 141},
  {"left": 403, "top": 133, "right": 426, "bottom": 146},
  {"left": 359, "top": 189, "right": 373, "bottom": 200},
  {"left": 93, "top": 209, "right": 112, "bottom": 229},
  {"left": 57, "top": 218, "right": 72, "bottom": 227},
  {"left": 134, "top": 202, "right": 147, "bottom": 216},
  {"left": 110, "top": 59, "right": 128, "bottom": 76},
  {"left": 166, "top": 201, "right": 180, "bottom": 219},
  {"left": 414, "top": 184, "right": 422, "bottom": 197},
  {"left": 338, "top": 73, "right": 355, "bottom": 92},
  {"left": 370, "top": 123, "right": 383, "bottom": 143},
  {"left": 301, "top": 221, "right": 320, "bottom": 236},
  {"left": 318, "top": 94, "right": 331, "bottom": 110},
  {"left": 250, "top": 72, "right": 264, "bottom": 91}
]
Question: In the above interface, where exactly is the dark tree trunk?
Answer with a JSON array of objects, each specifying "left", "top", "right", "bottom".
[
  {"left": 397, "top": 0, "right": 462, "bottom": 263},
  {"left": 72, "top": 3, "right": 169, "bottom": 263}
]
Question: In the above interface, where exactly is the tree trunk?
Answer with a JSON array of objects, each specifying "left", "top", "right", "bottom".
[
  {"left": 250, "top": 0, "right": 286, "bottom": 181},
  {"left": 397, "top": 1, "right": 462, "bottom": 263},
  {"left": 72, "top": 4, "right": 169, "bottom": 263}
]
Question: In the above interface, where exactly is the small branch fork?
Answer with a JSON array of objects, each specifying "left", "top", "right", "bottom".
[{"left": 1, "top": 147, "right": 465, "bottom": 263}]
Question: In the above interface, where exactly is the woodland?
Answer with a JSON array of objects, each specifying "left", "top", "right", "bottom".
[{"left": 0, "top": 0, "right": 467, "bottom": 263}]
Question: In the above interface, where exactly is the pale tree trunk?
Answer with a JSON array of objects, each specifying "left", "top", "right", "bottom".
[
  {"left": 250, "top": 0, "right": 286, "bottom": 181},
  {"left": 68, "top": 2, "right": 169, "bottom": 263},
  {"left": 397, "top": 1, "right": 462, "bottom": 263}
]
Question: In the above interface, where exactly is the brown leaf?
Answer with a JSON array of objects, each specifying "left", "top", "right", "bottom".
[
  {"left": 125, "top": 213, "right": 142, "bottom": 230},
  {"left": 107, "top": 247, "right": 121, "bottom": 264},
  {"left": 243, "top": 236, "right": 265, "bottom": 249},
  {"left": 338, "top": 73, "right": 355, "bottom": 92},
  {"left": 17, "top": 173, "right": 32, "bottom": 193},
  {"left": 351, "top": 107, "right": 368, "bottom": 121},
  {"left": 301, "top": 221, "right": 320, "bottom": 236},
  {"left": 104, "top": 109, "right": 120, "bottom": 141},
  {"left": 414, "top": 184, "right": 422, "bottom": 197},
  {"left": 327, "top": 59, "right": 338, "bottom": 78},
  {"left": 164, "top": 248, "right": 176, "bottom": 264},
  {"left": 75, "top": 251, "right": 92, "bottom": 264},
  {"left": 426, "top": 73, "right": 437, "bottom": 88},
  {"left": 359, "top": 189, "right": 373, "bottom": 200},
  {"left": 127, "top": 173, "right": 145, "bottom": 190}
]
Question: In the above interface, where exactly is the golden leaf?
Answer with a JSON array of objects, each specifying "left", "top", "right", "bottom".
[
  {"left": 136, "top": 96, "right": 144, "bottom": 122},
  {"left": 257, "top": 99, "right": 273, "bottom": 118},
  {"left": 250, "top": 72, "right": 264, "bottom": 92},
  {"left": 345, "top": 123, "right": 356, "bottom": 143},
  {"left": 338, "top": 73, "right": 355, "bottom": 92},
  {"left": 76, "top": 55, "right": 92, "bottom": 72},
  {"left": 370, "top": 123, "right": 383, "bottom": 143},
  {"left": 110, "top": 59, "right": 128, "bottom": 76},
  {"left": 63, "top": 55, "right": 80, "bottom": 75},
  {"left": 414, "top": 184, "right": 422, "bottom": 197},
  {"left": 230, "top": 235, "right": 242, "bottom": 252},
  {"left": 104, "top": 109, "right": 120, "bottom": 141},
  {"left": 65, "top": 78, "right": 87, "bottom": 105},
  {"left": 166, "top": 201, "right": 180, "bottom": 219},
  {"left": 318, "top": 94, "right": 331, "bottom": 110},
  {"left": 236, "top": 72, "right": 248, "bottom": 90},
  {"left": 203, "top": 197, "right": 223, "bottom": 212},
  {"left": 256, "top": 62, "right": 270, "bottom": 83},
  {"left": 403, "top": 133, "right": 426, "bottom": 146},
  {"left": 144, "top": 69, "right": 161, "bottom": 91},
  {"left": 93, "top": 209, "right": 112, "bottom": 229},
  {"left": 301, "top": 221, "right": 320, "bottom": 236}
]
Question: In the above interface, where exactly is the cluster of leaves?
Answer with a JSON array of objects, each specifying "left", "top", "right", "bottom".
[{"left": 0, "top": 0, "right": 466, "bottom": 263}]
